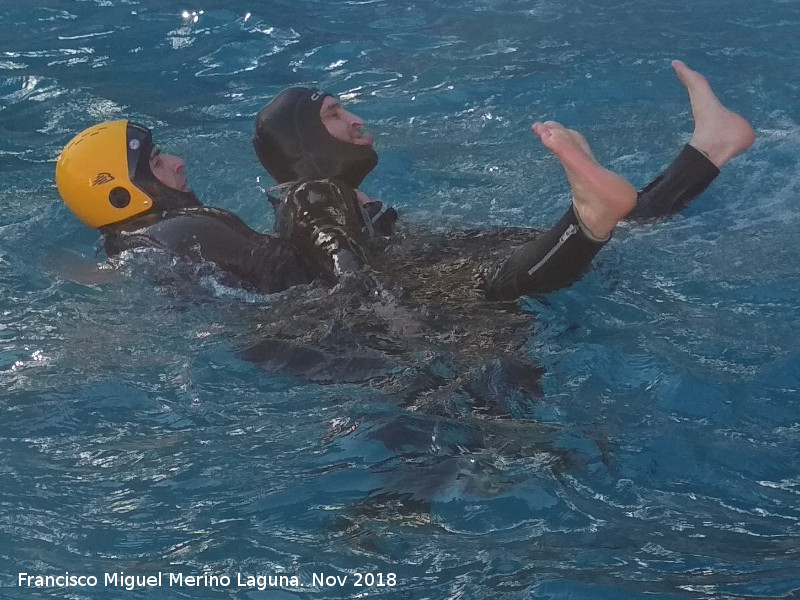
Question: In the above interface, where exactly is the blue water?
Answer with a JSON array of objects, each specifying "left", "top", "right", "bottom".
[{"left": 2, "top": 1, "right": 800, "bottom": 599}]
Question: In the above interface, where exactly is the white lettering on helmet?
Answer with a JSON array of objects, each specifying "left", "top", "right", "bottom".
[{"left": 310, "top": 92, "right": 322, "bottom": 101}]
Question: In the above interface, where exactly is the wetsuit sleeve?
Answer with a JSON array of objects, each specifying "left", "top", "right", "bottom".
[
  {"left": 481, "top": 206, "right": 607, "bottom": 301},
  {"left": 626, "top": 144, "right": 720, "bottom": 220},
  {"left": 103, "top": 209, "right": 313, "bottom": 294}
]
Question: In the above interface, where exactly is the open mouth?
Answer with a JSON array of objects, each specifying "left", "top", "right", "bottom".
[{"left": 355, "top": 133, "right": 374, "bottom": 146}]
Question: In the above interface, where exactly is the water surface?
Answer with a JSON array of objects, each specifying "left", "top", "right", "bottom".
[{"left": 2, "top": 1, "right": 799, "bottom": 599}]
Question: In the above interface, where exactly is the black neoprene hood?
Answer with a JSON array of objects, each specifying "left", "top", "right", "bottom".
[
  {"left": 252, "top": 87, "right": 378, "bottom": 188},
  {"left": 127, "top": 122, "right": 202, "bottom": 217}
]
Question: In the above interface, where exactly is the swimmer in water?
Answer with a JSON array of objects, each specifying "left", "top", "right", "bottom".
[
  {"left": 252, "top": 60, "right": 755, "bottom": 300},
  {"left": 55, "top": 61, "right": 754, "bottom": 302},
  {"left": 55, "top": 121, "right": 319, "bottom": 293}
]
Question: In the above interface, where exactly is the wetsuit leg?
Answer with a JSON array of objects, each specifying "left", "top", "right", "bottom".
[
  {"left": 279, "top": 179, "right": 368, "bottom": 282},
  {"left": 481, "top": 146, "right": 719, "bottom": 301},
  {"left": 626, "top": 145, "right": 720, "bottom": 220},
  {"left": 482, "top": 206, "right": 607, "bottom": 301}
]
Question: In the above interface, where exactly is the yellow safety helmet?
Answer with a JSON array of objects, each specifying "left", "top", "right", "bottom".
[{"left": 55, "top": 120, "right": 155, "bottom": 229}]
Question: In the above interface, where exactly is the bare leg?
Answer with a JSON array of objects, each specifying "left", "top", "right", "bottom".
[
  {"left": 673, "top": 60, "right": 755, "bottom": 168},
  {"left": 532, "top": 121, "right": 637, "bottom": 240}
]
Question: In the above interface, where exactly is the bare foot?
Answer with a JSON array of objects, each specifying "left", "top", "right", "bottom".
[
  {"left": 672, "top": 60, "right": 755, "bottom": 168},
  {"left": 532, "top": 121, "right": 637, "bottom": 240}
]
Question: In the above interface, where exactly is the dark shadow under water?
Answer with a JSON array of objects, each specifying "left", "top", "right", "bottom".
[
  {"left": 238, "top": 226, "right": 546, "bottom": 415},
  {"left": 230, "top": 225, "right": 615, "bottom": 538}
]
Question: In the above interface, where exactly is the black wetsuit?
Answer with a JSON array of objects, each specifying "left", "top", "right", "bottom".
[
  {"left": 96, "top": 133, "right": 720, "bottom": 414},
  {"left": 102, "top": 206, "right": 315, "bottom": 294},
  {"left": 100, "top": 144, "right": 719, "bottom": 302},
  {"left": 264, "top": 146, "right": 719, "bottom": 300}
]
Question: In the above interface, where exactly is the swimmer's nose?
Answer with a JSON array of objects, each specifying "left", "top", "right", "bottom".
[
  {"left": 346, "top": 109, "right": 364, "bottom": 129},
  {"left": 173, "top": 156, "right": 186, "bottom": 172}
]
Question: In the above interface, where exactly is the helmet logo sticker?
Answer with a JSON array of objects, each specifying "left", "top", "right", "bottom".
[
  {"left": 129, "top": 139, "right": 141, "bottom": 150},
  {"left": 310, "top": 92, "right": 322, "bottom": 101},
  {"left": 92, "top": 173, "right": 115, "bottom": 186}
]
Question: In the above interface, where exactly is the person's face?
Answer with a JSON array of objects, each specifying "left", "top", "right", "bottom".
[
  {"left": 320, "top": 96, "right": 373, "bottom": 146},
  {"left": 149, "top": 146, "right": 189, "bottom": 191}
]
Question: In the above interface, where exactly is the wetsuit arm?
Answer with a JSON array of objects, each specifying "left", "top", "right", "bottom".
[
  {"left": 481, "top": 205, "right": 607, "bottom": 301},
  {"left": 626, "top": 144, "right": 720, "bottom": 220},
  {"left": 103, "top": 208, "right": 314, "bottom": 294}
]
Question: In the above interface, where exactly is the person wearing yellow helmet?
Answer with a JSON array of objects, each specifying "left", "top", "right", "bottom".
[
  {"left": 55, "top": 120, "right": 200, "bottom": 228},
  {"left": 55, "top": 119, "right": 342, "bottom": 293}
]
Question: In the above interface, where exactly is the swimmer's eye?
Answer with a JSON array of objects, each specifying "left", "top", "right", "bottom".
[
  {"left": 150, "top": 148, "right": 163, "bottom": 169},
  {"left": 322, "top": 103, "right": 344, "bottom": 121}
]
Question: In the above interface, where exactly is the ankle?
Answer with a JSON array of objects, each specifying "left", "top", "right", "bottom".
[
  {"left": 572, "top": 205, "right": 613, "bottom": 242},
  {"left": 688, "top": 139, "right": 722, "bottom": 167}
]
